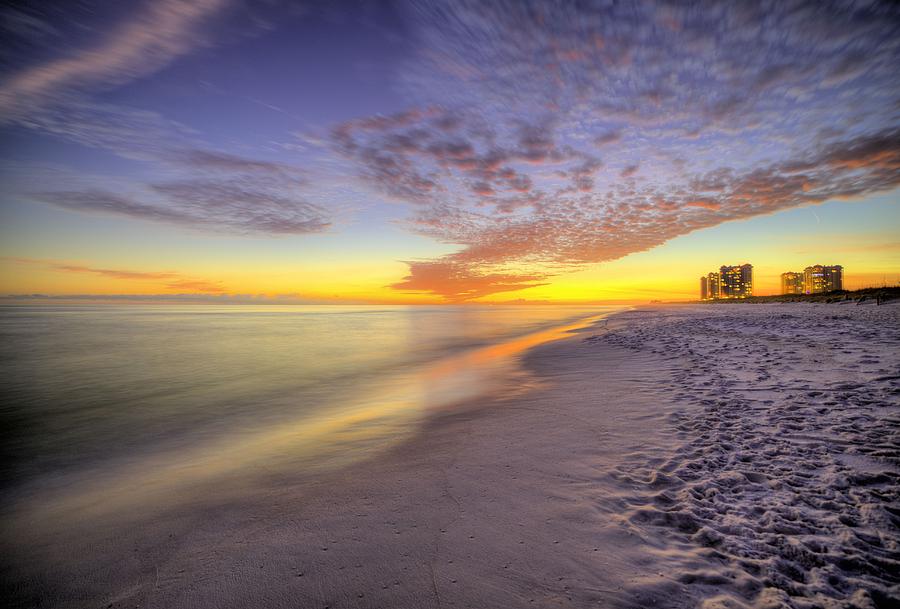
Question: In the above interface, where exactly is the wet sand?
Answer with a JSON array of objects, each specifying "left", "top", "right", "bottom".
[{"left": 4, "top": 303, "right": 899, "bottom": 608}]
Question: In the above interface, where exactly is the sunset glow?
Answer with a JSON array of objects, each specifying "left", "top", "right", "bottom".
[
  {"left": 0, "top": 1, "right": 897, "bottom": 303},
  {"left": 3, "top": 4, "right": 900, "bottom": 608}
]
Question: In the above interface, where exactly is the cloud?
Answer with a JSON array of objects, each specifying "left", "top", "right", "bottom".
[
  {"left": 328, "top": 1, "right": 900, "bottom": 300},
  {"left": 52, "top": 264, "right": 179, "bottom": 282},
  {"left": 176, "top": 149, "right": 306, "bottom": 178},
  {"left": 685, "top": 199, "right": 722, "bottom": 211},
  {"left": 14, "top": 100, "right": 199, "bottom": 161},
  {"left": 150, "top": 179, "right": 330, "bottom": 234},
  {"left": 0, "top": 1, "right": 341, "bottom": 237},
  {"left": 594, "top": 131, "right": 622, "bottom": 147},
  {"left": 401, "top": 0, "right": 900, "bottom": 151},
  {"left": 11, "top": 258, "right": 227, "bottom": 294},
  {"left": 35, "top": 182, "right": 330, "bottom": 235},
  {"left": 390, "top": 260, "right": 548, "bottom": 302},
  {"left": 158, "top": 279, "right": 227, "bottom": 293},
  {"left": 0, "top": 293, "right": 379, "bottom": 305},
  {"left": 333, "top": 107, "right": 593, "bottom": 211},
  {"left": 620, "top": 164, "right": 639, "bottom": 178},
  {"left": 386, "top": 126, "right": 900, "bottom": 299},
  {"left": 36, "top": 190, "right": 198, "bottom": 225},
  {"left": 0, "top": 0, "right": 230, "bottom": 121},
  {"left": 5, "top": 1, "right": 900, "bottom": 299},
  {"left": 16, "top": 140, "right": 332, "bottom": 235},
  {"left": 10, "top": 106, "right": 330, "bottom": 235}
]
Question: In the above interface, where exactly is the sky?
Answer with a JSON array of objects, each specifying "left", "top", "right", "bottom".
[{"left": 0, "top": 0, "right": 898, "bottom": 304}]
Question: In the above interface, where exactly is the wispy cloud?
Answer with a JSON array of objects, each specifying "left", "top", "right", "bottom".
[
  {"left": 338, "top": 111, "right": 900, "bottom": 299},
  {"left": 174, "top": 149, "right": 306, "bottom": 178},
  {"left": 0, "top": 0, "right": 230, "bottom": 121},
  {"left": 327, "top": 0, "right": 900, "bottom": 300},
  {"left": 0, "top": 292, "right": 399, "bottom": 305},
  {"left": 34, "top": 179, "right": 330, "bottom": 236},
  {"left": 13, "top": 140, "right": 329, "bottom": 235},
  {"left": 0, "top": 0, "right": 339, "bottom": 236},
  {"left": 10, "top": 258, "right": 227, "bottom": 294},
  {"left": 52, "top": 264, "right": 180, "bottom": 282},
  {"left": 3, "top": 1, "right": 899, "bottom": 298}
]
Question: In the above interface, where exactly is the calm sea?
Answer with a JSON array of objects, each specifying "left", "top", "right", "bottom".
[{"left": 0, "top": 304, "right": 621, "bottom": 528}]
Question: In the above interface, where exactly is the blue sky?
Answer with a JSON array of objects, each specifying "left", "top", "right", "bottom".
[{"left": 0, "top": 0, "right": 898, "bottom": 302}]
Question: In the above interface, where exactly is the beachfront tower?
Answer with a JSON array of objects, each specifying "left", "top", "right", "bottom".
[
  {"left": 706, "top": 272, "right": 721, "bottom": 300},
  {"left": 700, "top": 276, "right": 708, "bottom": 300},
  {"left": 781, "top": 272, "right": 804, "bottom": 295},
  {"left": 803, "top": 265, "right": 843, "bottom": 294},
  {"left": 719, "top": 264, "right": 753, "bottom": 299}
]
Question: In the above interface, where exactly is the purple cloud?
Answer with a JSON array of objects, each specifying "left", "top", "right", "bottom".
[
  {"left": 36, "top": 182, "right": 330, "bottom": 235},
  {"left": 4, "top": 0, "right": 900, "bottom": 301},
  {"left": 377, "top": 121, "right": 900, "bottom": 299},
  {"left": 324, "top": 1, "right": 900, "bottom": 300},
  {"left": 620, "top": 164, "right": 639, "bottom": 178},
  {"left": 0, "top": 0, "right": 231, "bottom": 121}
]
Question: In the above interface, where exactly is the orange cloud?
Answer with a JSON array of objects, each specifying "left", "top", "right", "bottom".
[
  {"left": 10, "top": 258, "right": 226, "bottom": 294},
  {"left": 55, "top": 263, "right": 225, "bottom": 293},
  {"left": 52, "top": 264, "right": 178, "bottom": 281},
  {"left": 685, "top": 199, "right": 722, "bottom": 210},
  {"left": 379, "top": 127, "right": 900, "bottom": 300},
  {"left": 390, "top": 261, "right": 547, "bottom": 302}
]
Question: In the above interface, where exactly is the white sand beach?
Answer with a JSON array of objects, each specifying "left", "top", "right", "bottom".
[
  {"left": 4, "top": 2, "right": 899, "bottom": 608},
  {"left": 4, "top": 303, "right": 899, "bottom": 609}
]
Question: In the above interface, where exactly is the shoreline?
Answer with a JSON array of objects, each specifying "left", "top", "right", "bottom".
[
  {"left": 685, "top": 285, "right": 900, "bottom": 305},
  {"left": 0, "top": 307, "right": 622, "bottom": 533},
  {"left": 6, "top": 307, "right": 674, "bottom": 608},
  {"left": 5, "top": 303, "right": 899, "bottom": 608}
]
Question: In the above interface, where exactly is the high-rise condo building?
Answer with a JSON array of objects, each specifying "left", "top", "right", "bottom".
[
  {"left": 700, "top": 266, "right": 748, "bottom": 299},
  {"left": 781, "top": 272, "right": 804, "bottom": 295},
  {"left": 803, "top": 265, "right": 843, "bottom": 293},
  {"left": 719, "top": 264, "right": 753, "bottom": 299},
  {"left": 706, "top": 271, "right": 721, "bottom": 300}
]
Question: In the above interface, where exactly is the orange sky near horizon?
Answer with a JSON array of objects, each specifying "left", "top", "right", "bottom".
[
  {"left": 1, "top": 1, "right": 899, "bottom": 307},
  {"left": 2, "top": 190, "right": 897, "bottom": 304}
]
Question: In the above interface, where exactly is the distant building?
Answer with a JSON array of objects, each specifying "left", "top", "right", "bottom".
[
  {"left": 707, "top": 271, "right": 720, "bottom": 299},
  {"left": 719, "top": 264, "right": 753, "bottom": 299},
  {"left": 781, "top": 272, "right": 804, "bottom": 295},
  {"left": 803, "top": 265, "right": 843, "bottom": 294},
  {"left": 700, "top": 265, "right": 749, "bottom": 300}
]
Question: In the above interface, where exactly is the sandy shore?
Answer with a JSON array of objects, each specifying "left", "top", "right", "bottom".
[{"left": 5, "top": 303, "right": 899, "bottom": 608}]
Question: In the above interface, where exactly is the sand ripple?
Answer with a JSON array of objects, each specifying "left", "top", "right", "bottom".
[{"left": 587, "top": 304, "right": 900, "bottom": 609}]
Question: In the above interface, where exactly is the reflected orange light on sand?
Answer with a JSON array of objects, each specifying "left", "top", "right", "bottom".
[
  {"left": 411, "top": 312, "right": 618, "bottom": 416},
  {"left": 14, "top": 310, "right": 621, "bottom": 532},
  {"left": 423, "top": 312, "right": 613, "bottom": 385}
]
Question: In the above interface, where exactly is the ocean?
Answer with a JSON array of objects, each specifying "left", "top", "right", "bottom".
[{"left": 0, "top": 304, "right": 620, "bottom": 529}]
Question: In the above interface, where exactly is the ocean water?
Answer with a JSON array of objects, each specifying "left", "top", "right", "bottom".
[{"left": 0, "top": 304, "right": 621, "bottom": 528}]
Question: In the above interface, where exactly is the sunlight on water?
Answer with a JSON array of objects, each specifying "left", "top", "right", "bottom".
[{"left": 0, "top": 304, "right": 623, "bottom": 530}]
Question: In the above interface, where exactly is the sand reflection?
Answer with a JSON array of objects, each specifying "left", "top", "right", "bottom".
[{"left": 10, "top": 311, "right": 615, "bottom": 532}]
